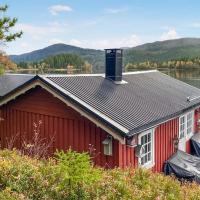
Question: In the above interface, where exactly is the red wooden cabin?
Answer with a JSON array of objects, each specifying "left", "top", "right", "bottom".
[{"left": 1, "top": 49, "right": 200, "bottom": 172}]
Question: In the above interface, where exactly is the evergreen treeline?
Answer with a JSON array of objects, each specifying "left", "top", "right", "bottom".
[
  {"left": 17, "top": 53, "right": 92, "bottom": 74},
  {"left": 43, "top": 53, "right": 84, "bottom": 69},
  {"left": 17, "top": 54, "right": 200, "bottom": 74},
  {"left": 125, "top": 57, "right": 200, "bottom": 71}
]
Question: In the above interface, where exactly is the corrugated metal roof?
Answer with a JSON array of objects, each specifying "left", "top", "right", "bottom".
[
  {"left": 0, "top": 74, "right": 34, "bottom": 97},
  {"left": 1, "top": 71, "right": 200, "bottom": 137},
  {"left": 40, "top": 70, "right": 200, "bottom": 136}
]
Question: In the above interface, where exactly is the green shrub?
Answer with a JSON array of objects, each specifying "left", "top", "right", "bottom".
[
  {"left": 39, "top": 149, "right": 101, "bottom": 199},
  {"left": 55, "top": 149, "right": 101, "bottom": 186},
  {"left": 0, "top": 149, "right": 199, "bottom": 200},
  {"left": 0, "top": 188, "right": 25, "bottom": 200}
]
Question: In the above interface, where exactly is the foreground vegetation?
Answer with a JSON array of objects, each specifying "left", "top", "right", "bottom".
[
  {"left": 0, "top": 53, "right": 17, "bottom": 74},
  {"left": 0, "top": 4, "right": 22, "bottom": 75},
  {"left": 0, "top": 149, "right": 199, "bottom": 200}
]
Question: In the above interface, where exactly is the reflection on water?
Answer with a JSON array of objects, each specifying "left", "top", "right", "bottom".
[
  {"left": 160, "top": 68, "right": 200, "bottom": 89},
  {"left": 13, "top": 68, "right": 200, "bottom": 89}
]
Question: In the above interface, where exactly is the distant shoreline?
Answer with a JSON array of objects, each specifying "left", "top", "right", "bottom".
[{"left": 6, "top": 67, "right": 200, "bottom": 75}]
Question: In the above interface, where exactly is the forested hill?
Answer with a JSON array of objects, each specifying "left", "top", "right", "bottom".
[
  {"left": 10, "top": 43, "right": 104, "bottom": 62},
  {"left": 11, "top": 44, "right": 104, "bottom": 72},
  {"left": 124, "top": 38, "right": 200, "bottom": 63},
  {"left": 10, "top": 38, "right": 200, "bottom": 72}
]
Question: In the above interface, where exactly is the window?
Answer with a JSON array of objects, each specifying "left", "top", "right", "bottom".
[
  {"left": 179, "top": 116, "right": 185, "bottom": 139},
  {"left": 179, "top": 111, "right": 194, "bottom": 139},
  {"left": 102, "top": 136, "right": 112, "bottom": 156},
  {"left": 186, "top": 112, "right": 193, "bottom": 136},
  {"left": 138, "top": 129, "right": 154, "bottom": 168}
]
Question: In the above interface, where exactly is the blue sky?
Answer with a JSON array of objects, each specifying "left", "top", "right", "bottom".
[{"left": 2, "top": 0, "right": 200, "bottom": 54}]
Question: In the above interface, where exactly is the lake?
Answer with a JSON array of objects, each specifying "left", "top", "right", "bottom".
[
  {"left": 160, "top": 68, "right": 200, "bottom": 89},
  {"left": 12, "top": 68, "right": 200, "bottom": 89}
]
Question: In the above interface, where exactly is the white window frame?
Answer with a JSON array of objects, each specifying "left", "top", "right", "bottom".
[
  {"left": 186, "top": 111, "right": 194, "bottom": 139},
  {"left": 138, "top": 129, "right": 155, "bottom": 169},
  {"left": 179, "top": 115, "right": 186, "bottom": 139},
  {"left": 102, "top": 136, "right": 113, "bottom": 156},
  {"left": 179, "top": 110, "right": 194, "bottom": 140}
]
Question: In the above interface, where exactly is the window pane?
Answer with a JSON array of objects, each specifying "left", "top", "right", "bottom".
[
  {"left": 141, "top": 157, "right": 144, "bottom": 165},
  {"left": 186, "top": 112, "right": 193, "bottom": 135},
  {"left": 144, "top": 135, "right": 147, "bottom": 143},
  {"left": 141, "top": 136, "right": 144, "bottom": 145},
  {"left": 180, "top": 131, "right": 184, "bottom": 139},
  {"left": 148, "top": 133, "right": 151, "bottom": 142},
  {"left": 148, "top": 153, "right": 151, "bottom": 161},
  {"left": 144, "top": 144, "right": 147, "bottom": 152},
  {"left": 142, "top": 146, "right": 146, "bottom": 154},
  {"left": 148, "top": 143, "right": 151, "bottom": 152},
  {"left": 144, "top": 155, "right": 147, "bottom": 163},
  {"left": 180, "top": 116, "right": 186, "bottom": 138}
]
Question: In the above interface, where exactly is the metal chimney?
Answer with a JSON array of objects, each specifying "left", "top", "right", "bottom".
[{"left": 105, "top": 49, "right": 123, "bottom": 82}]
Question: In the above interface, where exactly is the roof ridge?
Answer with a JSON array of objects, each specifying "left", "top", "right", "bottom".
[
  {"left": 40, "top": 73, "right": 104, "bottom": 78},
  {"left": 123, "top": 70, "right": 158, "bottom": 75},
  {"left": 5, "top": 73, "right": 35, "bottom": 76},
  {"left": 40, "top": 70, "right": 158, "bottom": 78}
]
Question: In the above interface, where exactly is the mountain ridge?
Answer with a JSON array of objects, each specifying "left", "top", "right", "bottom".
[{"left": 10, "top": 38, "right": 200, "bottom": 72}]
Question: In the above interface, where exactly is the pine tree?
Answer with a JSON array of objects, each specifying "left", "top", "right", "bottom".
[
  {"left": 0, "top": 5, "right": 22, "bottom": 44},
  {"left": 0, "top": 4, "right": 23, "bottom": 74}
]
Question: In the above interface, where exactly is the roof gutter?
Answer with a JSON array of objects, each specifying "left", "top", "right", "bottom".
[{"left": 128, "top": 103, "right": 200, "bottom": 138}]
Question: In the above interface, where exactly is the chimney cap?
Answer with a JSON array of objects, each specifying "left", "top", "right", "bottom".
[
  {"left": 105, "top": 48, "right": 123, "bottom": 82},
  {"left": 105, "top": 48, "right": 122, "bottom": 51}
]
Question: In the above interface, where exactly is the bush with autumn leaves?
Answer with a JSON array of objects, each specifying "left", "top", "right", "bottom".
[
  {"left": 0, "top": 52, "right": 17, "bottom": 74},
  {"left": 0, "top": 149, "right": 199, "bottom": 200}
]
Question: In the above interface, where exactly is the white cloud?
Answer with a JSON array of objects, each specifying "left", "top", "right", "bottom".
[
  {"left": 55, "top": 35, "right": 141, "bottom": 49},
  {"left": 105, "top": 7, "right": 128, "bottom": 14},
  {"left": 160, "top": 29, "right": 179, "bottom": 40},
  {"left": 19, "top": 42, "right": 35, "bottom": 53},
  {"left": 20, "top": 42, "right": 29, "bottom": 48},
  {"left": 49, "top": 4, "right": 72, "bottom": 15},
  {"left": 68, "top": 39, "right": 83, "bottom": 47},
  {"left": 49, "top": 38, "right": 65, "bottom": 44},
  {"left": 92, "top": 34, "right": 141, "bottom": 49},
  {"left": 190, "top": 22, "right": 200, "bottom": 28},
  {"left": 14, "top": 22, "right": 68, "bottom": 41}
]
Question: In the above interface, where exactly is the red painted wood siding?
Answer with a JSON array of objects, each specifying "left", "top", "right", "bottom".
[
  {"left": 194, "top": 108, "right": 200, "bottom": 133},
  {"left": 153, "top": 118, "right": 179, "bottom": 172},
  {"left": 118, "top": 143, "right": 138, "bottom": 168},
  {"left": 119, "top": 110, "right": 199, "bottom": 172},
  {"left": 0, "top": 86, "right": 120, "bottom": 168},
  {"left": 187, "top": 107, "right": 200, "bottom": 154},
  {"left": 118, "top": 118, "right": 179, "bottom": 172},
  {"left": 1, "top": 85, "right": 199, "bottom": 171}
]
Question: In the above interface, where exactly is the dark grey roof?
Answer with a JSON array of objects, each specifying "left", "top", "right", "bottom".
[
  {"left": 0, "top": 74, "right": 34, "bottom": 97},
  {"left": 39, "top": 70, "right": 200, "bottom": 137},
  {"left": 1, "top": 71, "right": 200, "bottom": 137}
]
